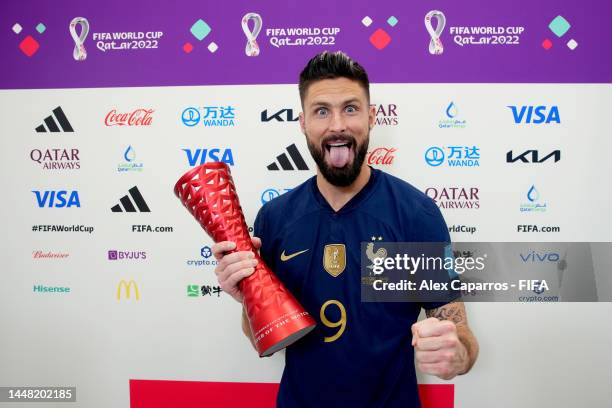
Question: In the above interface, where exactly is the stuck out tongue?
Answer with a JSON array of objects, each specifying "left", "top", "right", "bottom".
[{"left": 329, "top": 145, "right": 350, "bottom": 168}]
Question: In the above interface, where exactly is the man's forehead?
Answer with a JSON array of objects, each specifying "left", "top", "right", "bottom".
[{"left": 304, "top": 78, "right": 367, "bottom": 105}]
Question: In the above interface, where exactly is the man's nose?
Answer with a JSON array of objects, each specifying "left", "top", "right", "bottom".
[{"left": 328, "top": 112, "right": 347, "bottom": 133}]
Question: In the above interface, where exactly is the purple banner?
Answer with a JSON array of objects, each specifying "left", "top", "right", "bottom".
[{"left": 2, "top": 0, "right": 611, "bottom": 89}]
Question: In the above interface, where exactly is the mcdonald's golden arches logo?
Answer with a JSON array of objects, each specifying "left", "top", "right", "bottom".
[{"left": 117, "top": 279, "right": 140, "bottom": 300}]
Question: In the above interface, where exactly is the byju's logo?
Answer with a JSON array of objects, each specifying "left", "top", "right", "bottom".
[
  {"left": 35, "top": 106, "right": 74, "bottom": 133},
  {"left": 373, "top": 104, "right": 398, "bottom": 126},
  {"left": 108, "top": 250, "right": 147, "bottom": 260},
  {"left": 261, "top": 108, "right": 299, "bottom": 122},
  {"left": 508, "top": 106, "right": 560, "bottom": 124},
  {"left": 520, "top": 185, "right": 548, "bottom": 212},
  {"left": 181, "top": 106, "right": 236, "bottom": 127},
  {"left": 439, "top": 102, "right": 467, "bottom": 129},
  {"left": 182, "top": 148, "right": 234, "bottom": 166},
  {"left": 118, "top": 145, "right": 143, "bottom": 172},
  {"left": 33, "top": 190, "right": 80, "bottom": 208},
  {"left": 267, "top": 144, "right": 309, "bottom": 170},
  {"left": 30, "top": 148, "right": 80, "bottom": 170},
  {"left": 111, "top": 186, "right": 150, "bottom": 212},
  {"left": 425, "top": 146, "right": 480, "bottom": 167},
  {"left": 506, "top": 150, "right": 561, "bottom": 164},
  {"left": 261, "top": 188, "right": 292, "bottom": 204}
]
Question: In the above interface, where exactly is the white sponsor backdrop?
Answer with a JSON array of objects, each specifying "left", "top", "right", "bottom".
[{"left": 1, "top": 84, "right": 611, "bottom": 407}]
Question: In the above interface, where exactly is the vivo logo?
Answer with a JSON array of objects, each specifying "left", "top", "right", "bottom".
[
  {"left": 508, "top": 105, "right": 560, "bottom": 124},
  {"left": 520, "top": 251, "right": 560, "bottom": 262},
  {"left": 33, "top": 190, "right": 80, "bottom": 208}
]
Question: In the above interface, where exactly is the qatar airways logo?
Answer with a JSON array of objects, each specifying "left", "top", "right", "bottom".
[
  {"left": 105, "top": 108, "right": 154, "bottom": 126},
  {"left": 367, "top": 147, "right": 396, "bottom": 166}
]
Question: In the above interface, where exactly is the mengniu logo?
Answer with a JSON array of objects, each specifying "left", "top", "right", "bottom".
[
  {"left": 425, "top": 146, "right": 480, "bottom": 167},
  {"left": 372, "top": 104, "right": 398, "bottom": 126},
  {"left": 117, "top": 280, "right": 140, "bottom": 300},
  {"left": 111, "top": 186, "right": 150, "bottom": 212},
  {"left": 267, "top": 144, "right": 309, "bottom": 171},
  {"left": 33, "top": 190, "right": 80, "bottom": 208},
  {"left": 182, "top": 148, "right": 234, "bottom": 166},
  {"left": 105, "top": 108, "right": 154, "bottom": 126},
  {"left": 367, "top": 147, "right": 396, "bottom": 166},
  {"left": 35, "top": 106, "right": 74, "bottom": 133},
  {"left": 187, "top": 284, "right": 223, "bottom": 297},
  {"left": 506, "top": 150, "right": 561, "bottom": 164},
  {"left": 181, "top": 106, "right": 236, "bottom": 127},
  {"left": 508, "top": 106, "right": 560, "bottom": 124},
  {"left": 12, "top": 21, "right": 46, "bottom": 57},
  {"left": 261, "top": 108, "right": 299, "bottom": 122}
]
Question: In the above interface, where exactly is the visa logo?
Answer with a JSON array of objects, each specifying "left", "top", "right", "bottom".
[
  {"left": 33, "top": 190, "right": 81, "bottom": 208},
  {"left": 508, "top": 106, "right": 560, "bottom": 124},
  {"left": 182, "top": 148, "right": 235, "bottom": 166}
]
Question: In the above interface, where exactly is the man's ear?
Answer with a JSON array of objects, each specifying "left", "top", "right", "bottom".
[
  {"left": 299, "top": 111, "right": 306, "bottom": 134},
  {"left": 368, "top": 103, "right": 376, "bottom": 130}
]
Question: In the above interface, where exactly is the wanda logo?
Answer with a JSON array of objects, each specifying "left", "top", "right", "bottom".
[
  {"left": 367, "top": 147, "right": 396, "bottom": 165},
  {"left": 105, "top": 108, "right": 154, "bottom": 126}
]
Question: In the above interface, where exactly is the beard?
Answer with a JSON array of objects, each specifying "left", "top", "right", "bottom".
[{"left": 306, "top": 132, "right": 370, "bottom": 187}]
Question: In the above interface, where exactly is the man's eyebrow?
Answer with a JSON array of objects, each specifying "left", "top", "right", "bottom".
[{"left": 309, "top": 97, "right": 362, "bottom": 108}]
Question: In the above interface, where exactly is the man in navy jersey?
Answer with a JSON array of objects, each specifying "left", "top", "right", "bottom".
[{"left": 213, "top": 51, "right": 479, "bottom": 407}]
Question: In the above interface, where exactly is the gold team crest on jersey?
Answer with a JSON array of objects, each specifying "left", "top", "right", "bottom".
[{"left": 323, "top": 244, "right": 346, "bottom": 277}]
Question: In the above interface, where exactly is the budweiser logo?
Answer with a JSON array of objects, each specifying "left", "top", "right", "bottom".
[
  {"left": 105, "top": 108, "right": 154, "bottom": 126},
  {"left": 32, "top": 250, "right": 69, "bottom": 259},
  {"left": 367, "top": 147, "right": 396, "bottom": 165}
]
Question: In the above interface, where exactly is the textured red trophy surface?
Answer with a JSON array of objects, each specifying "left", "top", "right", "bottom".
[{"left": 174, "top": 162, "right": 316, "bottom": 356}]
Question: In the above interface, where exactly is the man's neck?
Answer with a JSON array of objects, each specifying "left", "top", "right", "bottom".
[{"left": 316, "top": 165, "right": 371, "bottom": 212}]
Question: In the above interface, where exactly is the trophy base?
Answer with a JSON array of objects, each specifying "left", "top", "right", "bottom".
[{"left": 259, "top": 325, "right": 316, "bottom": 357}]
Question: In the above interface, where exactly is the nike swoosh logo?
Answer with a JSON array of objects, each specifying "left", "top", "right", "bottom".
[{"left": 280, "top": 249, "right": 309, "bottom": 261}]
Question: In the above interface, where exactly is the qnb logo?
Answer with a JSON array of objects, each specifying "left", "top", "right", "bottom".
[
  {"left": 267, "top": 144, "right": 309, "bottom": 171},
  {"left": 111, "top": 186, "right": 150, "bottom": 212},
  {"left": 181, "top": 106, "right": 236, "bottom": 127},
  {"left": 116, "top": 280, "right": 140, "bottom": 300},
  {"left": 182, "top": 148, "right": 234, "bottom": 166},
  {"left": 506, "top": 150, "right": 561, "bottom": 164},
  {"left": 33, "top": 190, "right": 81, "bottom": 208},
  {"left": 261, "top": 108, "right": 299, "bottom": 122},
  {"left": 35, "top": 106, "right": 74, "bottom": 133},
  {"left": 508, "top": 105, "right": 560, "bottom": 124}
]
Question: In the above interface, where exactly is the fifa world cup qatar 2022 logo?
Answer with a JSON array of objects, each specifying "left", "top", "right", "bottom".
[
  {"left": 242, "top": 12, "right": 262, "bottom": 56},
  {"left": 425, "top": 10, "right": 445, "bottom": 55},
  {"left": 69, "top": 17, "right": 89, "bottom": 61}
]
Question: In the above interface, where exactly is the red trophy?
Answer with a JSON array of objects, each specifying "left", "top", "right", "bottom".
[{"left": 174, "top": 162, "right": 316, "bottom": 356}]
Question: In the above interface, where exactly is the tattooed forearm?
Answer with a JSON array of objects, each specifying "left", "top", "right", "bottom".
[{"left": 426, "top": 300, "right": 467, "bottom": 326}]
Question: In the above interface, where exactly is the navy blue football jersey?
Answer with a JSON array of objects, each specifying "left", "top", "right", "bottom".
[{"left": 254, "top": 168, "right": 458, "bottom": 408}]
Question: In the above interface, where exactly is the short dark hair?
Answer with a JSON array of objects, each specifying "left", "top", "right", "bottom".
[{"left": 298, "top": 51, "right": 370, "bottom": 105}]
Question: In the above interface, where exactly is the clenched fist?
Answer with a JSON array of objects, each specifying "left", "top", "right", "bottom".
[
  {"left": 212, "top": 237, "right": 261, "bottom": 303},
  {"left": 412, "top": 317, "right": 469, "bottom": 380}
]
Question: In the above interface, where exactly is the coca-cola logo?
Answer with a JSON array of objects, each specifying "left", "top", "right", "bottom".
[
  {"left": 367, "top": 147, "right": 396, "bottom": 166},
  {"left": 105, "top": 108, "right": 154, "bottom": 126}
]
